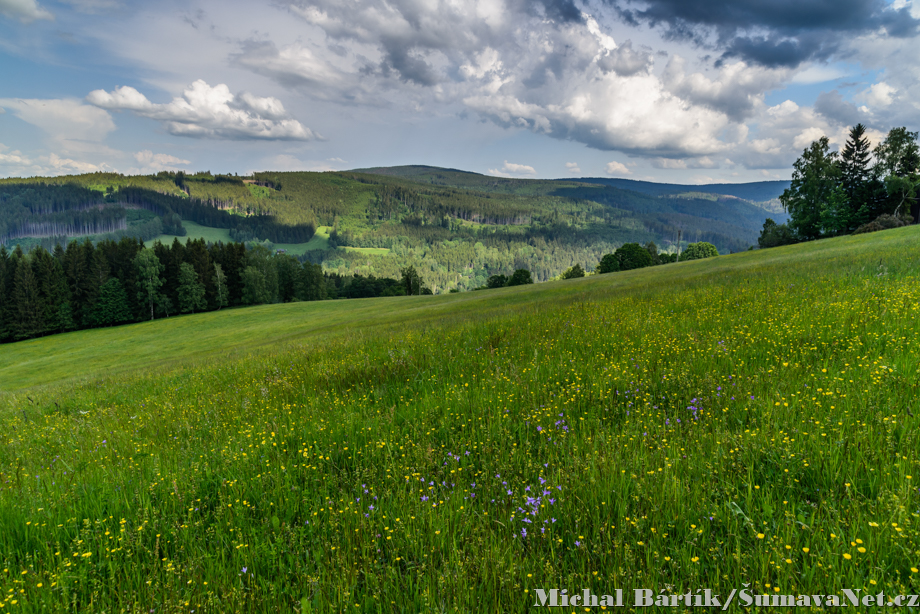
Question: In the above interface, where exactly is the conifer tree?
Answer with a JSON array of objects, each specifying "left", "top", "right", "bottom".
[
  {"left": 0, "top": 246, "right": 10, "bottom": 342},
  {"left": 839, "top": 124, "right": 875, "bottom": 229},
  {"left": 12, "top": 257, "right": 47, "bottom": 340},
  {"left": 88, "top": 278, "right": 132, "bottom": 327}
]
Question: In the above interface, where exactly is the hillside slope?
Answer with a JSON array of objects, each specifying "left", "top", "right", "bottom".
[
  {"left": 2, "top": 167, "right": 778, "bottom": 291},
  {"left": 0, "top": 226, "right": 917, "bottom": 611}
]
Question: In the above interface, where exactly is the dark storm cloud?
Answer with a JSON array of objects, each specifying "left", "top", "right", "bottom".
[
  {"left": 814, "top": 90, "right": 866, "bottom": 127},
  {"left": 610, "top": 0, "right": 920, "bottom": 67},
  {"left": 379, "top": 40, "right": 440, "bottom": 86},
  {"left": 530, "top": 0, "right": 584, "bottom": 22}
]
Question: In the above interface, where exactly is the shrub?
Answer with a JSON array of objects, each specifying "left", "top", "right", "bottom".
[
  {"left": 853, "top": 213, "right": 912, "bottom": 234},
  {"left": 561, "top": 264, "right": 585, "bottom": 279},
  {"left": 758, "top": 218, "right": 797, "bottom": 248},
  {"left": 615, "top": 243, "right": 653, "bottom": 270},
  {"left": 680, "top": 242, "right": 719, "bottom": 261},
  {"left": 596, "top": 253, "right": 619, "bottom": 274},
  {"left": 506, "top": 269, "right": 533, "bottom": 286}
]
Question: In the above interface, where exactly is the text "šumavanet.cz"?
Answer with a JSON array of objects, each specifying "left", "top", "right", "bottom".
[{"left": 532, "top": 587, "right": 920, "bottom": 608}]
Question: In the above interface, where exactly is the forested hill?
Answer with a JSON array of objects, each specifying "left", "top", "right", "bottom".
[
  {"left": 2, "top": 165, "right": 780, "bottom": 291},
  {"left": 573, "top": 178, "right": 791, "bottom": 202},
  {"left": 353, "top": 165, "right": 790, "bottom": 203}
]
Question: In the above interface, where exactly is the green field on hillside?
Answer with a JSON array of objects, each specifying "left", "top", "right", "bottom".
[
  {"left": 145, "top": 220, "right": 233, "bottom": 246},
  {"left": 1, "top": 228, "right": 918, "bottom": 612}
]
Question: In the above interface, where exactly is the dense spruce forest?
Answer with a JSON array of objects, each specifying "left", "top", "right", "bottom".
[
  {"left": 0, "top": 237, "right": 324, "bottom": 343},
  {"left": 0, "top": 232, "right": 722, "bottom": 343}
]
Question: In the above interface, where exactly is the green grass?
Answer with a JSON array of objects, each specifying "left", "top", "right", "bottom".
[
  {"left": 145, "top": 222, "right": 326, "bottom": 256},
  {"left": 300, "top": 226, "right": 332, "bottom": 251},
  {"left": 1, "top": 227, "right": 919, "bottom": 612},
  {"left": 139, "top": 222, "right": 386, "bottom": 257},
  {"left": 145, "top": 221, "right": 233, "bottom": 246}
]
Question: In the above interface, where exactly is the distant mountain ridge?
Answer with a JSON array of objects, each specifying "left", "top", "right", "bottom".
[
  {"left": 353, "top": 165, "right": 790, "bottom": 204},
  {"left": 571, "top": 177, "right": 791, "bottom": 203}
]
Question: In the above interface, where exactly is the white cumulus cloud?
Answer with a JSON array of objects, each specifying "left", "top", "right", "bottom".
[
  {"left": 565, "top": 162, "right": 581, "bottom": 174},
  {"left": 87, "top": 80, "right": 318, "bottom": 141},
  {"left": 0, "top": 143, "right": 109, "bottom": 178},
  {"left": 133, "top": 150, "right": 190, "bottom": 171},
  {"left": 605, "top": 161, "right": 631, "bottom": 175},
  {"left": 488, "top": 160, "right": 536, "bottom": 177}
]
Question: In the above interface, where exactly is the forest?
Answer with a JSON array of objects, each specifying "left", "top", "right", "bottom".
[
  {"left": 0, "top": 237, "right": 321, "bottom": 343},
  {"left": 760, "top": 125, "right": 919, "bottom": 247},
  {"left": 1, "top": 162, "right": 789, "bottom": 300}
]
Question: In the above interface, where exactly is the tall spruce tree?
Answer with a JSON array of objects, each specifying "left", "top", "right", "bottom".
[
  {"left": 88, "top": 278, "right": 132, "bottom": 327},
  {"left": 12, "top": 256, "right": 47, "bottom": 340},
  {"left": 33, "top": 247, "right": 74, "bottom": 334},
  {"left": 839, "top": 124, "right": 876, "bottom": 230}
]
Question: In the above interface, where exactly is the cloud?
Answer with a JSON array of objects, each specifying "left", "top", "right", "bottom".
[
  {"left": 87, "top": 80, "right": 318, "bottom": 141},
  {"left": 661, "top": 56, "right": 790, "bottom": 121},
  {"left": 0, "top": 98, "right": 115, "bottom": 146},
  {"left": 488, "top": 160, "right": 537, "bottom": 177},
  {"left": 58, "top": 0, "right": 119, "bottom": 13},
  {"left": 232, "top": 40, "right": 358, "bottom": 98},
  {"left": 605, "top": 161, "right": 631, "bottom": 175},
  {"left": 814, "top": 90, "right": 866, "bottom": 127},
  {"left": 0, "top": 143, "right": 108, "bottom": 177},
  {"left": 596, "top": 40, "right": 654, "bottom": 76},
  {"left": 864, "top": 82, "right": 896, "bottom": 107},
  {"left": 650, "top": 156, "right": 717, "bottom": 169},
  {"left": 565, "top": 162, "right": 581, "bottom": 174},
  {"left": 613, "top": 0, "right": 920, "bottom": 68},
  {"left": 790, "top": 64, "right": 850, "bottom": 85},
  {"left": 0, "top": 0, "right": 52, "bottom": 22},
  {"left": 133, "top": 150, "right": 190, "bottom": 171},
  {"left": 250, "top": 1, "right": 788, "bottom": 159}
]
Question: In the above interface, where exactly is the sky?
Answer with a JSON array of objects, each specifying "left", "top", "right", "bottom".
[{"left": 1, "top": 0, "right": 918, "bottom": 184}]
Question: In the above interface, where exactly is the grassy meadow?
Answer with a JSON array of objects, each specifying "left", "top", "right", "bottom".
[{"left": 0, "top": 227, "right": 919, "bottom": 612}]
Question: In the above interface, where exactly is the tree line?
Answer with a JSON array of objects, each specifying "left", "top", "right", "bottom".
[
  {"left": 0, "top": 238, "right": 438, "bottom": 344},
  {"left": 478, "top": 240, "right": 719, "bottom": 289},
  {"left": 763, "top": 125, "right": 919, "bottom": 247},
  {"left": 120, "top": 187, "right": 317, "bottom": 244}
]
